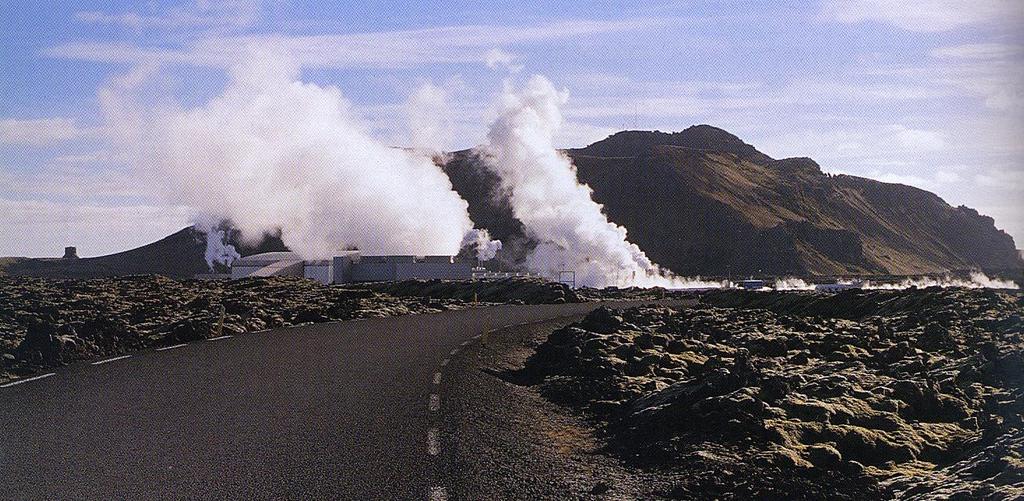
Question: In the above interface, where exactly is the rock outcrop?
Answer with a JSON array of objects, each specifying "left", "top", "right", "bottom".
[
  {"left": 444, "top": 126, "right": 1022, "bottom": 277},
  {"left": 520, "top": 288, "right": 1024, "bottom": 499}
]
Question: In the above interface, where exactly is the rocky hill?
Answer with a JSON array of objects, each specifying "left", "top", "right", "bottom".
[
  {"left": 4, "top": 126, "right": 1019, "bottom": 279},
  {"left": 0, "top": 227, "right": 287, "bottom": 279},
  {"left": 444, "top": 126, "right": 1022, "bottom": 277}
]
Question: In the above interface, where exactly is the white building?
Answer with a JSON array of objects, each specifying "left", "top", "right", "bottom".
[{"left": 229, "top": 251, "right": 471, "bottom": 285}]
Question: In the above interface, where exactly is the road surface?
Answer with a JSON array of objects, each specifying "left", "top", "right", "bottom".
[{"left": 0, "top": 301, "right": 664, "bottom": 500}]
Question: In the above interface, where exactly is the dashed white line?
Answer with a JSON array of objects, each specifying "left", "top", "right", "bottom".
[
  {"left": 0, "top": 372, "right": 55, "bottom": 388},
  {"left": 432, "top": 372, "right": 442, "bottom": 385},
  {"left": 428, "top": 486, "right": 448, "bottom": 501},
  {"left": 155, "top": 343, "right": 188, "bottom": 351},
  {"left": 91, "top": 355, "right": 131, "bottom": 365},
  {"left": 460, "top": 339, "right": 471, "bottom": 347},
  {"left": 440, "top": 358, "right": 449, "bottom": 367},
  {"left": 429, "top": 394, "right": 440, "bottom": 412},
  {"left": 427, "top": 428, "right": 440, "bottom": 455},
  {"left": 206, "top": 335, "right": 233, "bottom": 341},
  {"left": 449, "top": 347, "right": 459, "bottom": 356}
]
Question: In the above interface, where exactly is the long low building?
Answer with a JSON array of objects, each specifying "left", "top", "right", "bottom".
[{"left": 229, "top": 251, "right": 472, "bottom": 285}]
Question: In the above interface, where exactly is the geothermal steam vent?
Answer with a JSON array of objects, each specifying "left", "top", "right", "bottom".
[{"left": 229, "top": 251, "right": 472, "bottom": 284}]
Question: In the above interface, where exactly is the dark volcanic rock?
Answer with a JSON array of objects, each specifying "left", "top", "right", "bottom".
[
  {"left": 352, "top": 277, "right": 581, "bottom": 305},
  {"left": 0, "top": 275, "right": 472, "bottom": 383},
  {"left": 442, "top": 127, "right": 1023, "bottom": 277},
  {"left": 521, "top": 288, "right": 1024, "bottom": 499}
]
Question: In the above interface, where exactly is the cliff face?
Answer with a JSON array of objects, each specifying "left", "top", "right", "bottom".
[{"left": 445, "top": 125, "right": 1022, "bottom": 276}]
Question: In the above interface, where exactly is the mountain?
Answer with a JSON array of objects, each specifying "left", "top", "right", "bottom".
[
  {"left": 4, "top": 125, "right": 1019, "bottom": 279},
  {"left": 444, "top": 125, "right": 1022, "bottom": 277},
  {"left": 0, "top": 227, "right": 287, "bottom": 279}
]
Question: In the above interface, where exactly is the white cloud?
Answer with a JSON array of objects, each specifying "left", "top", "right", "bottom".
[
  {"left": 0, "top": 165, "right": 149, "bottom": 200},
  {"left": 975, "top": 168, "right": 1024, "bottom": 189},
  {"left": 75, "top": 0, "right": 262, "bottom": 32},
  {"left": 46, "top": 17, "right": 670, "bottom": 69},
  {"left": 0, "top": 198, "right": 191, "bottom": 257},
  {"left": 935, "top": 170, "right": 961, "bottom": 183},
  {"left": 484, "top": 48, "right": 523, "bottom": 73},
  {"left": 931, "top": 43, "right": 1024, "bottom": 60},
  {"left": 554, "top": 121, "right": 619, "bottom": 149},
  {"left": 820, "top": 0, "right": 1024, "bottom": 32},
  {"left": 888, "top": 124, "right": 945, "bottom": 151},
  {"left": 0, "top": 118, "right": 97, "bottom": 146},
  {"left": 872, "top": 172, "right": 933, "bottom": 187}
]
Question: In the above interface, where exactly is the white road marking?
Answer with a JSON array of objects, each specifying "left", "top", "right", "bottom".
[
  {"left": 429, "top": 394, "right": 440, "bottom": 412},
  {"left": 155, "top": 343, "right": 188, "bottom": 351},
  {"left": 91, "top": 355, "right": 131, "bottom": 365},
  {"left": 440, "top": 358, "right": 449, "bottom": 367},
  {"left": 460, "top": 339, "right": 471, "bottom": 347},
  {"left": 433, "top": 372, "right": 442, "bottom": 385},
  {"left": 449, "top": 347, "right": 459, "bottom": 356},
  {"left": 0, "top": 372, "right": 55, "bottom": 388},
  {"left": 427, "top": 428, "right": 440, "bottom": 455},
  {"left": 206, "top": 335, "right": 233, "bottom": 341},
  {"left": 428, "top": 486, "right": 448, "bottom": 501}
]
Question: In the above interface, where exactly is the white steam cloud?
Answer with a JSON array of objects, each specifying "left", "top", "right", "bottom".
[
  {"left": 102, "top": 51, "right": 483, "bottom": 264},
  {"left": 461, "top": 228, "right": 503, "bottom": 261},
  {"left": 865, "top": 272, "right": 1018, "bottom": 290},
  {"left": 405, "top": 81, "right": 453, "bottom": 151},
  {"left": 476, "top": 75, "right": 719, "bottom": 289},
  {"left": 771, "top": 273, "right": 1018, "bottom": 291},
  {"left": 195, "top": 220, "right": 240, "bottom": 269},
  {"left": 773, "top": 277, "right": 815, "bottom": 290}
]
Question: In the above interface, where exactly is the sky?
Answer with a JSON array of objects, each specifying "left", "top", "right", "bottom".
[{"left": 1, "top": 0, "right": 1022, "bottom": 257}]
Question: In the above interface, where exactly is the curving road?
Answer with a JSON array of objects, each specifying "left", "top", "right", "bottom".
[{"left": 0, "top": 301, "right": 660, "bottom": 500}]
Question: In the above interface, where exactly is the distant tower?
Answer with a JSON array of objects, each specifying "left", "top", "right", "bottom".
[{"left": 63, "top": 246, "right": 78, "bottom": 259}]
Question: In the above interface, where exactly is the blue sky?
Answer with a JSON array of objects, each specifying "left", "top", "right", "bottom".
[{"left": 1, "top": 0, "right": 1022, "bottom": 257}]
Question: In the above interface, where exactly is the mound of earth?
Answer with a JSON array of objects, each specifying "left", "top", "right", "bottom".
[
  {"left": 0, "top": 275, "right": 467, "bottom": 384},
  {"left": 519, "top": 288, "right": 1023, "bottom": 499},
  {"left": 351, "top": 278, "right": 581, "bottom": 304}
]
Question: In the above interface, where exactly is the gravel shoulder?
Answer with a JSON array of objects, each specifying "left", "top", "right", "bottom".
[{"left": 441, "top": 311, "right": 687, "bottom": 500}]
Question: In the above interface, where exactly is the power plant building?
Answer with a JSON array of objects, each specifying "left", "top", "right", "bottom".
[{"left": 229, "top": 251, "right": 471, "bottom": 285}]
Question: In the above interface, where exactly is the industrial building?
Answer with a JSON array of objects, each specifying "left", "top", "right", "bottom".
[{"left": 229, "top": 251, "right": 472, "bottom": 285}]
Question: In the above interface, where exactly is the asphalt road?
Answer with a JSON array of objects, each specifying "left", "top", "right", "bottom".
[{"left": 0, "top": 301, "right": 661, "bottom": 500}]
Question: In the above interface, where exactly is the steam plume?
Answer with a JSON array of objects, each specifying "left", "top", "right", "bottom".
[
  {"left": 405, "top": 81, "right": 453, "bottom": 150},
  {"left": 477, "top": 75, "right": 718, "bottom": 288},
  {"left": 195, "top": 219, "right": 240, "bottom": 269},
  {"left": 865, "top": 272, "right": 1018, "bottom": 290},
  {"left": 102, "top": 51, "right": 481, "bottom": 263},
  {"left": 772, "top": 274, "right": 1018, "bottom": 290},
  {"left": 461, "top": 228, "right": 503, "bottom": 261}
]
